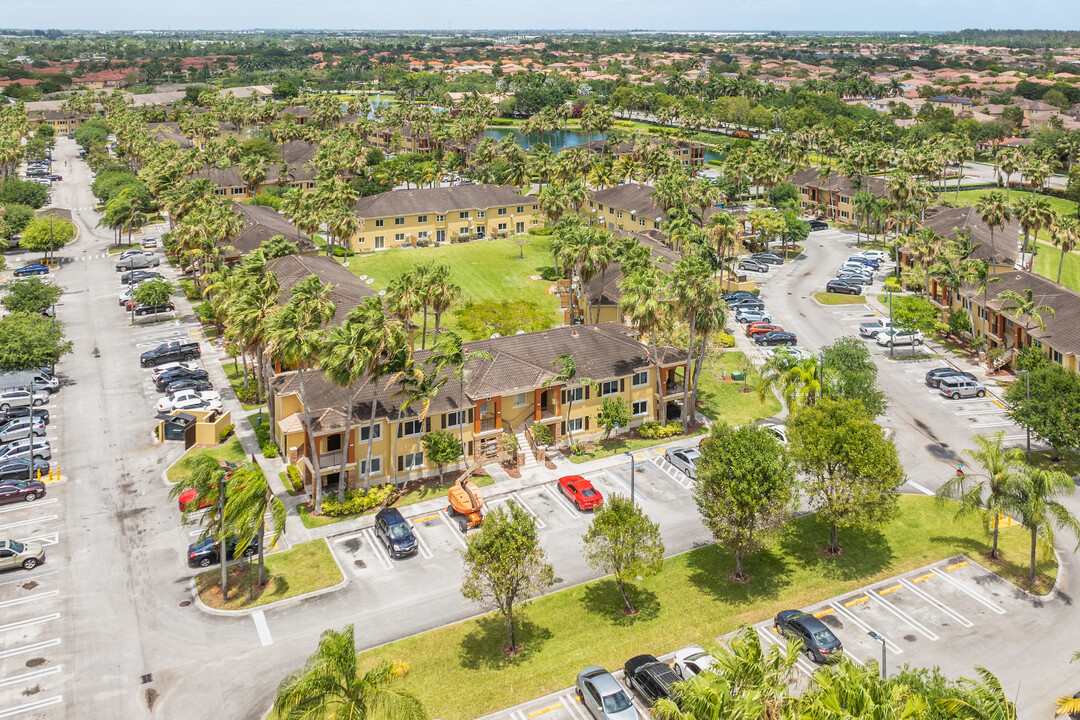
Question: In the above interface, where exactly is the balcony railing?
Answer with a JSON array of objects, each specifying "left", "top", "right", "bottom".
[
  {"left": 540, "top": 407, "right": 558, "bottom": 420},
  {"left": 476, "top": 417, "right": 500, "bottom": 435},
  {"left": 318, "top": 450, "right": 344, "bottom": 469}
]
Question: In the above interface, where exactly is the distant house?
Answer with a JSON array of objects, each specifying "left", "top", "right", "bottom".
[
  {"left": 926, "top": 94, "right": 973, "bottom": 111},
  {"left": 71, "top": 69, "right": 135, "bottom": 90},
  {"left": 268, "top": 254, "right": 379, "bottom": 319}
]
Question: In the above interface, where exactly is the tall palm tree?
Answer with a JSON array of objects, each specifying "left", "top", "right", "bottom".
[
  {"left": 1050, "top": 215, "right": 1079, "bottom": 285},
  {"left": 619, "top": 266, "right": 672, "bottom": 424},
  {"left": 937, "top": 431, "right": 1026, "bottom": 560},
  {"left": 976, "top": 190, "right": 1011, "bottom": 268},
  {"left": 322, "top": 308, "right": 375, "bottom": 502},
  {"left": 223, "top": 462, "right": 286, "bottom": 588},
  {"left": 426, "top": 265, "right": 462, "bottom": 342},
  {"left": 670, "top": 255, "right": 715, "bottom": 432},
  {"left": 1008, "top": 465, "right": 1080, "bottom": 584},
  {"left": 543, "top": 354, "right": 596, "bottom": 446},
  {"left": 431, "top": 332, "right": 493, "bottom": 452},
  {"left": 169, "top": 454, "right": 233, "bottom": 598},
  {"left": 996, "top": 288, "right": 1056, "bottom": 350},
  {"left": 273, "top": 624, "right": 426, "bottom": 720},
  {"left": 939, "top": 666, "right": 1018, "bottom": 720}
]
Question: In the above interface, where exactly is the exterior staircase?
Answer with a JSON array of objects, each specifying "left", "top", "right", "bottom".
[{"left": 515, "top": 430, "right": 540, "bottom": 472}]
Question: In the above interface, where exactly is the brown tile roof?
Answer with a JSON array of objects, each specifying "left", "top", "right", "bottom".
[
  {"left": 961, "top": 271, "right": 1080, "bottom": 356},
  {"left": 351, "top": 185, "right": 533, "bottom": 218},
  {"left": 790, "top": 167, "right": 887, "bottom": 198},
  {"left": 591, "top": 183, "right": 666, "bottom": 221},
  {"left": 585, "top": 231, "right": 679, "bottom": 307},
  {"left": 921, "top": 205, "right": 1020, "bottom": 266},
  {"left": 224, "top": 204, "right": 315, "bottom": 259},
  {"left": 268, "top": 254, "right": 378, "bottom": 319}
]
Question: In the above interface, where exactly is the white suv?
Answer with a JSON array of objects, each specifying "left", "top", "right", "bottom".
[
  {"left": 875, "top": 329, "right": 924, "bottom": 347},
  {"left": 939, "top": 376, "right": 987, "bottom": 399}
]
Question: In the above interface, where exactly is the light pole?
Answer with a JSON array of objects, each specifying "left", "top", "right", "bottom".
[
  {"left": 623, "top": 450, "right": 635, "bottom": 505},
  {"left": 869, "top": 631, "right": 886, "bottom": 678},
  {"left": 1019, "top": 369, "right": 1031, "bottom": 463},
  {"left": 888, "top": 289, "right": 895, "bottom": 359}
]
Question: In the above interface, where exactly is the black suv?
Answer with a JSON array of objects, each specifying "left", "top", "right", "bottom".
[
  {"left": 374, "top": 508, "right": 419, "bottom": 558},
  {"left": 774, "top": 610, "right": 843, "bottom": 663},
  {"left": 924, "top": 367, "right": 976, "bottom": 388},
  {"left": 0, "top": 458, "right": 49, "bottom": 482},
  {"left": 187, "top": 536, "right": 257, "bottom": 568},
  {"left": 809, "top": 220, "right": 828, "bottom": 231},
  {"left": 1, "top": 407, "right": 49, "bottom": 425},
  {"left": 155, "top": 368, "right": 210, "bottom": 391},
  {"left": 623, "top": 654, "right": 681, "bottom": 706}
]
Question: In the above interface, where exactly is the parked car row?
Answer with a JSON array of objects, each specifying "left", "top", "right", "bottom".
[
  {"left": 825, "top": 250, "right": 889, "bottom": 296},
  {"left": 0, "top": 367, "right": 57, "bottom": 518},
  {"left": 726, "top": 291, "right": 798, "bottom": 348}
]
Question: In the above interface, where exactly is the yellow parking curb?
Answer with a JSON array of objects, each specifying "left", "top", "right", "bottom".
[
  {"left": 414, "top": 514, "right": 439, "bottom": 523},
  {"left": 844, "top": 596, "right": 869, "bottom": 607},
  {"left": 912, "top": 573, "right": 935, "bottom": 583},
  {"left": 527, "top": 703, "right": 563, "bottom": 717},
  {"left": 813, "top": 608, "right": 834, "bottom": 618},
  {"left": 878, "top": 584, "right": 902, "bottom": 595},
  {"left": 945, "top": 561, "right": 968, "bottom": 572},
  {"left": 633, "top": 453, "right": 645, "bottom": 460}
]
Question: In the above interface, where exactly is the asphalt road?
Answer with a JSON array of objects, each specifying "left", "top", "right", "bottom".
[{"left": 11, "top": 140, "right": 1078, "bottom": 719}]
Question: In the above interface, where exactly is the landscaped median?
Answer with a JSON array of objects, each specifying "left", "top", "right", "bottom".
[
  {"left": 813, "top": 291, "right": 867, "bottom": 306},
  {"left": 347, "top": 495, "right": 1055, "bottom": 720},
  {"left": 194, "top": 539, "right": 343, "bottom": 612},
  {"left": 166, "top": 437, "right": 247, "bottom": 484}
]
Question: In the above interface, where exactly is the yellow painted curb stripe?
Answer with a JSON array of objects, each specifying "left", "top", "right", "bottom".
[
  {"left": 878, "top": 585, "right": 902, "bottom": 595},
  {"left": 527, "top": 704, "right": 562, "bottom": 717},
  {"left": 946, "top": 561, "right": 968, "bottom": 571},
  {"left": 414, "top": 514, "right": 439, "bottom": 523},
  {"left": 634, "top": 453, "right": 646, "bottom": 460},
  {"left": 913, "top": 573, "right": 935, "bottom": 583},
  {"left": 845, "top": 596, "right": 869, "bottom": 607},
  {"left": 813, "top": 608, "right": 834, "bottom": 618},
  {"left": 993, "top": 400, "right": 1006, "bottom": 409}
]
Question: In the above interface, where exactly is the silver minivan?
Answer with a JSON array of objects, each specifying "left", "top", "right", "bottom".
[
  {"left": 0, "top": 390, "right": 49, "bottom": 411},
  {"left": 939, "top": 376, "right": 987, "bottom": 399}
]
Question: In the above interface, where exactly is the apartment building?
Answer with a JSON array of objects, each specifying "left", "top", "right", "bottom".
[
  {"left": 790, "top": 168, "right": 888, "bottom": 222},
  {"left": 221, "top": 204, "right": 316, "bottom": 263},
  {"left": 268, "top": 323, "right": 689, "bottom": 493},
  {"left": 348, "top": 185, "right": 540, "bottom": 251}
]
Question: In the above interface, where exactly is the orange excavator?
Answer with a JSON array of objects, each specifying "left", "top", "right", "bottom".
[{"left": 447, "top": 475, "right": 485, "bottom": 533}]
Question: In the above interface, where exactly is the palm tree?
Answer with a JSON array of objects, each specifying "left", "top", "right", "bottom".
[
  {"left": 937, "top": 432, "right": 1026, "bottom": 560},
  {"left": 939, "top": 666, "right": 1018, "bottom": 720},
  {"left": 273, "top": 624, "right": 426, "bottom": 720},
  {"left": 1008, "top": 465, "right": 1080, "bottom": 584},
  {"left": 1050, "top": 215, "right": 1079, "bottom": 285},
  {"left": 169, "top": 454, "right": 233, "bottom": 598},
  {"left": 223, "top": 462, "right": 286, "bottom": 588},
  {"left": 543, "top": 354, "right": 596, "bottom": 446},
  {"left": 670, "top": 255, "right": 715, "bottom": 432},
  {"left": 976, "top": 190, "right": 1011, "bottom": 268},
  {"left": 619, "top": 267, "right": 672, "bottom": 424},
  {"left": 426, "top": 265, "right": 462, "bottom": 342},
  {"left": 757, "top": 354, "right": 825, "bottom": 408},
  {"left": 996, "top": 288, "right": 1056, "bottom": 350},
  {"left": 322, "top": 308, "right": 375, "bottom": 502},
  {"left": 431, "top": 332, "right": 493, "bottom": 452}
]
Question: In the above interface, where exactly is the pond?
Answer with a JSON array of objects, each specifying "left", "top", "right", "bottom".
[{"left": 483, "top": 127, "right": 722, "bottom": 162}]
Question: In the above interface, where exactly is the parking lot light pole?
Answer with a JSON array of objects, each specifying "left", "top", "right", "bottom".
[
  {"left": 623, "top": 451, "right": 635, "bottom": 505},
  {"left": 869, "top": 631, "right": 886, "bottom": 678},
  {"left": 888, "top": 290, "right": 895, "bottom": 359},
  {"left": 1019, "top": 369, "right": 1031, "bottom": 463},
  {"left": 27, "top": 376, "right": 35, "bottom": 484}
]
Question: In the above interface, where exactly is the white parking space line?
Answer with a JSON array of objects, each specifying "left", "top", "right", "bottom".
[
  {"left": 0, "top": 638, "right": 61, "bottom": 661},
  {"left": 333, "top": 530, "right": 365, "bottom": 545},
  {"left": 870, "top": 593, "right": 939, "bottom": 641},
  {"left": 756, "top": 627, "right": 816, "bottom": 677},
  {"left": 363, "top": 528, "right": 394, "bottom": 570},
  {"left": 898, "top": 578, "right": 973, "bottom": 627},
  {"left": 0, "top": 696, "right": 63, "bottom": 718},
  {"left": 0, "top": 515, "right": 57, "bottom": 531},
  {"left": 508, "top": 492, "right": 546, "bottom": 529},
  {"left": 930, "top": 569, "right": 1007, "bottom": 614},
  {"left": 541, "top": 486, "right": 579, "bottom": 519},
  {"left": 438, "top": 510, "right": 469, "bottom": 549},
  {"left": 0, "top": 499, "right": 58, "bottom": 515},
  {"left": 561, "top": 693, "right": 589, "bottom": 720},
  {"left": 0, "top": 569, "right": 57, "bottom": 587},
  {"left": 0, "top": 665, "right": 61, "bottom": 689},
  {"left": 0, "top": 613, "right": 60, "bottom": 634},
  {"left": 1003, "top": 434, "right": 1028, "bottom": 442},
  {"left": 0, "top": 589, "right": 59, "bottom": 609},
  {"left": 650, "top": 457, "right": 692, "bottom": 490},
  {"left": 828, "top": 603, "right": 903, "bottom": 654},
  {"left": 413, "top": 526, "right": 434, "bottom": 560},
  {"left": 904, "top": 480, "right": 934, "bottom": 496},
  {"left": 973, "top": 421, "right": 1016, "bottom": 428},
  {"left": 252, "top": 610, "right": 273, "bottom": 647},
  {"left": 953, "top": 409, "right": 1007, "bottom": 416}
]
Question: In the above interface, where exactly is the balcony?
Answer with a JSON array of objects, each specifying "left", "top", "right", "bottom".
[
  {"left": 662, "top": 381, "right": 685, "bottom": 399},
  {"left": 540, "top": 406, "right": 558, "bottom": 421},
  {"left": 318, "top": 450, "right": 344, "bottom": 469},
  {"left": 476, "top": 417, "right": 501, "bottom": 436}
]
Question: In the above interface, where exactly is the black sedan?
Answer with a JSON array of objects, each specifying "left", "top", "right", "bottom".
[
  {"left": 755, "top": 330, "right": 797, "bottom": 346},
  {"left": 162, "top": 378, "right": 213, "bottom": 395},
  {"left": 775, "top": 610, "right": 843, "bottom": 663},
  {"left": 924, "top": 367, "right": 977, "bottom": 388},
  {"left": 1, "top": 407, "right": 49, "bottom": 425},
  {"left": 0, "top": 480, "right": 46, "bottom": 505},
  {"left": 752, "top": 252, "right": 784, "bottom": 265},
  {"left": 187, "top": 536, "right": 257, "bottom": 568},
  {"left": 0, "top": 458, "right": 49, "bottom": 483},
  {"left": 825, "top": 279, "right": 862, "bottom": 296},
  {"left": 154, "top": 368, "right": 210, "bottom": 391}
]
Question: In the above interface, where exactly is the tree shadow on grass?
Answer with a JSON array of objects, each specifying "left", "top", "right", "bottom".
[
  {"left": 577, "top": 579, "right": 660, "bottom": 626},
  {"left": 684, "top": 543, "right": 790, "bottom": 604},
  {"left": 458, "top": 615, "right": 554, "bottom": 671},
  {"left": 777, "top": 516, "right": 894, "bottom": 582}
]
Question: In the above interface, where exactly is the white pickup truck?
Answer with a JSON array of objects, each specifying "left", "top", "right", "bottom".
[{"left": 858, "top": 318, "right": 892, "bottom": 339}]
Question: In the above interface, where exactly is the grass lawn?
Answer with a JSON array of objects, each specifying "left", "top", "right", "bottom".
[
  {"left": 695, "top": 350, "right": 783, "bottom": 425},
  {"left": 1033, "top": 240, "right": 1080, "bottom": 293},
  {"left": 166, "top": 437, "right": 247, "bottom": 484},
  {"left": 220, "top": 360, "right": 261, "bottom": 411},
  {"left": 345, "top": 236, "right": 560, "bottom": 341},
  {"left": 106, "top": 243, "right": 140, "bottom": 255},
  {"left": 194, "top": 539, "right": 341, "bottom": 611},
  {"left": 951, "top": 188, "right": 1077, "bottom": 221},
  {"left": 567, "top": 427, "right": 708, "bottom": 464},
  {"left": 298, "top": 503, "right": 355, "bottom": 529},
  {"left": 1028, "top": 448, "right": 1080, "bottom": 478},
  {"left": 396, "top": 473, "right": 495, "bottom": 508},
  {"left": 348, "top": 496, "right": 1054, "bottom": 720},
  {"left": 814, "top": 292, "right": 867, "bottom": 306}
]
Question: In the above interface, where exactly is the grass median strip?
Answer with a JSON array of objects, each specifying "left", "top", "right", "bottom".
[
  {"left": 195, "top": 539, "right": 341, "bottom": 611},
  {"left": 350, "top": 495, "right": 1055, "bottom": 720},
  {"left": 813, "top": 291, "right": 867, "bottom": 305},
  {"left": 166, "top": 437, "right": 247, "bottom": 484}
]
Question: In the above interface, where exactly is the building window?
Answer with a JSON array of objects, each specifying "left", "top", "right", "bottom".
[
  {"left": 498, "top": 208, "right": 507, "bottom": 215},
  {"left": 616, "top": 212, "right": 623, "bottom": 219},
  {"left": 358, "top": 457, "right": 382, "bottom": 475},
  {"left": 653, "top": 221, "right": 660, "bottom": 229},
  {"left": 639, "top": 219, "right": 646, "bottom": 226},
  {"left": 374, "top": 236, "right": 385, "bottom": 249},
  {"left": 232, "top": 187, "right": 245, "bottom": 195},
  {"left": 401, "top": 419, "right": 424, "bottom": 437},
  {"left": 632, "top": 400, "right": 648, "bottom": 416},
  {"left": 436, "top": 214, "right": 445, "bottom": 222},
  {"left": 375, "top": 219, "right": 384, "bottom": 227},
  {"left": 566, "top": 387, "right": 584, "bottom": 403},
  {"left": 417, "top": 215, "right": 428, "bottom": 223},
  {"left": 599, "top": 380, "right": 620, "bottom": 396},
  {"left": 497, "top": 223, "right": 507, "bottom": 231},
  {"left": 513, "top": 392, "right": 529, "bottom": 407},
  {"left": 840, "top": 196, "right": 849, "bottom": 204},
  {"left": 418, "top": 231, "right": 428, "bottom": 239},
  {"left": 532, "top": 204, "right": 538, "bottom": 210},
  {"left": 568, "top": 417, "right": 584, "bottom": 433},
  {"left": 395, "top": 217, "right": 405, "bottom": 225},
  {"left": 395, "top": 233, "right": 405, "bottom": 242},
  {"left": 840, "top": 211, "right": 849, "bottom": 218},
  {"left": 401, "top": 451, "right": 424, "bottom": 470},
  {"left": 444, "top": 411, "right": 467, "bottom": 428},
  {"left": 460, "top": 226, "right": 470, "bottom": 236},
  {"left": 477, "top": 210, "right": 486, "bottom": 218},
  {"left": 516, "top": 205, "right": 524, "bottom": 213},
  {"left": 1052, "top": 349, "right": 1063, "bottom": 364},
  {"left": 326, "top": 434, "right": 343, "bottom": 452},
  {"left": 358, "top": 424, "right": 381, "bottom": 441},
  {"left": 631, "top": 370, "right": 648, "bottom": 387},
  {"left": 459, "top": 211, "right": 470, "bottom": 219}
]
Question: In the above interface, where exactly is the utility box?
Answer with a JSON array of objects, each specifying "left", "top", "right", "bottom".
[{"left": 163, "top": 412, "right": 197, "bottom": 447}]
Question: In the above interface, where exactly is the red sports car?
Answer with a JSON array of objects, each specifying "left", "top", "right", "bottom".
[
  {"left": 557, "top": 475, "right": 604, "bottom": 511},
  {"left": 178, "top": 487, "right": 214, "bottom": 512}
]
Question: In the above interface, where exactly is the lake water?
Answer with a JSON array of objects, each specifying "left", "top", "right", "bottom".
[{"left": 483, "top": 127, "right": 720, "bottom": 163}]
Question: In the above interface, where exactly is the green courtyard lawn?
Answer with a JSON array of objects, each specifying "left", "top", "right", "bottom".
[
  {"left": 1028, "top": 448, "right": 1080, "bottom": 479},
  {"left": 1033, "top": 240, "right": 1080, "bottom": 293},
  {"left": 567, "top": 427, "right": 708, "bottom": 464},
  {"left": 348, "top": 495, "right": 1054, "bottom": 720},
  {"left": 695, "top": 350, "right": 783, "bottom": 426},
  {"left": 814, "top": 292, "right": 867, "bottom": 306},
  {"left": 195, "top": 539, "right": 342, "bottom": 611},
  {"left": 950, "top": 188, "right": 1078, "bottom": 222},
  {"left": 346, "top": 236, "right": 560, "bottom": 341},
  {"left": 220, "top": 360, "right": 261, "bottom": 411},
  {"left": 166, "top": 437, "right": 247, "bottom": 484}
]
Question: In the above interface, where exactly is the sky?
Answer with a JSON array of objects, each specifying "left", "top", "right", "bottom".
[{"left": 4, "top": 0, "right": 1080, "bottom": 33}]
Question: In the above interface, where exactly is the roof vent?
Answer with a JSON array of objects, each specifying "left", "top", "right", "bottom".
[{"left": 571, "top": 330, "right": 578, "bottom": 337}]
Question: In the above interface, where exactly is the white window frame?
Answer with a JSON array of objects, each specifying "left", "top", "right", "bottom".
[
  {"left": 566, "top": 387, "right": 584, "bottom": 403},
  {"left": 445, "top": 410, "right": 466, "bottom": 428},
  {"left": 631, "top": 370, "right": 648, "bottom": 387},
  {"left": 418, "top": 231, "right": 428, "bottom": 239},
  {"left": 459, "top": 211, "right": 470, "bottom": 219},
  {"left": 477, "top": 210, "right": 486, "bottom": 218},
  {"left": 402, "top": 451, "right": 424, "bottom": 470},
  {"left": 498, "top": 207, "right": 507, "bottom": 215},
  {"left": 417, "top": 214, "right": 428, "bottom": 223},
  {"left": 632, "top": 400, "right": 648, "bottom": 416},
  {"left": 357, "top": 457, "right": 382, "bottom": 476},
  {"left": 395, "top": 217, "right": 405, "bottom": 225},
  {"left": 436, "top": 214, "right": 446, "bottom": 222},
  {"left": 599, "top": 380, "right": 619, "bottom": 396},
  {"left": 374, "top": 236, "right": 385, "bottom": 249},
  {"left": 395, "top": 233, "right": 405, "bottom": 242},
  {"left": 568, "top": 417, "right": 584, "bottom": 433},
  {"left": 374, "top": 219, "right": 384, "bottom": 227},
  {"left": 358, "top": 424, "right": 382, "bottom": 441},
  {"left": 513, "top": 392, "right": 529, "bottom": 407},
  {"left": 401, "top": 419, "right": 424, "bottom": 437}
]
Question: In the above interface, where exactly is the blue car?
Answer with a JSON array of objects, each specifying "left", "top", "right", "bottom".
[
  {"left": 847, "top": 256, "right": 879, "bottom": 269},
  {"left": 14, "top": 263, "right": 49, "bottom": 277}
]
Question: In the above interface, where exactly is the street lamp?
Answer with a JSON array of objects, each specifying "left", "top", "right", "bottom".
[
  {"left": 868, "top": 631, "right": 886, "bottom": 678},
  {"left": 887, "top": 289, "right": 895, "bottom": 359},
  {"left": 623, "top": 450, "right": 635, "bottom": 505},
  {"left": 1018, "top": 369, "right": 1031, "bottom": 463}
]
